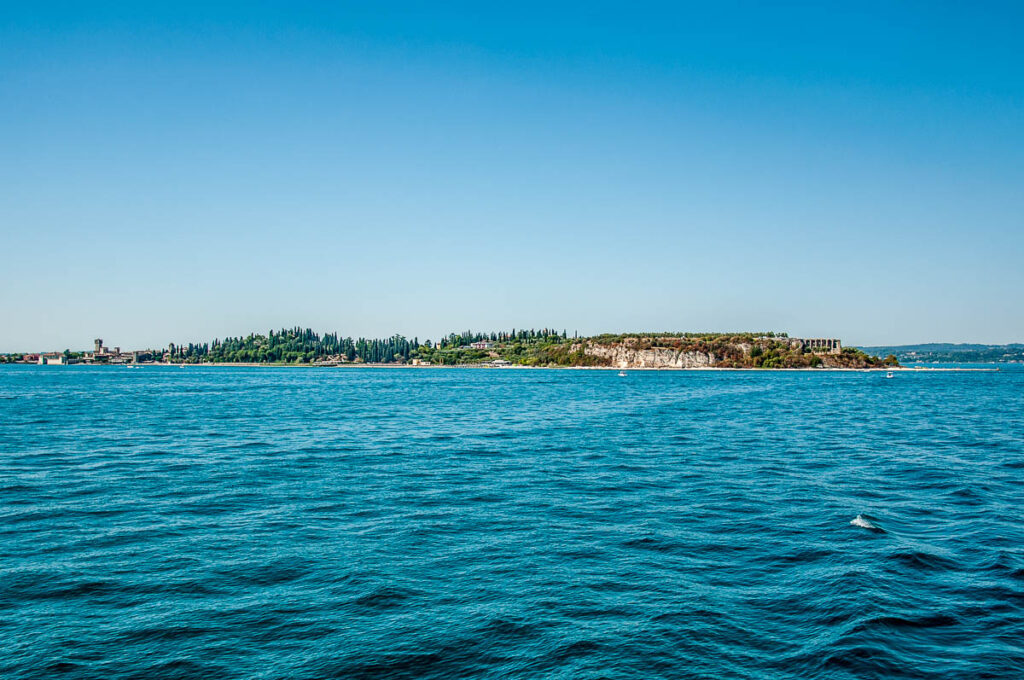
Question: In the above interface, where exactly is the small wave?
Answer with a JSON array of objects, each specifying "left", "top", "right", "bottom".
[
  {"left": 351, "top": 585, "right": 418, "bottom": 610},
  {"left": 850, "top": 514, "right": 884, "bottom": 533},
  {"left": 888, "top": 550, "right": 958, "bottom": 572},
  {"left": 119, "top": 624, "right": 216, "bottom": 644},
  {"left": 226, "top": 440, "right": 273, "bottom": 449},
  {"left": 621, "top": 535, "right": 683, "bottom": 554},
  {"left": 553, "top": 639, "right": 603, "bottom": 658},
  {"left": 477, "top": 617, "right": 540, "bottom": 640},
  {"left": 219, "top": 560, "right": 312, "bottom": 587},
  {"left": 863, "top": 613, "right": 958, "bottom": 630},
  {"left": 43, "top": 662, "right": 80, "bottom": 674}
]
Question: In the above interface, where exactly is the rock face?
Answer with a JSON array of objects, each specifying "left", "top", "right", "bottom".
[
  {"left": 571, "top": 335, "right": 877, "bottom": 369},
  {"left": 583, "top": 343, "right": 716, "bottom": 368}
]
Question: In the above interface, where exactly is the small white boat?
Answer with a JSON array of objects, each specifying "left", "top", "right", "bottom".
[
  {"left": 885, "top": 371, "right": 894, "bottom": 379},
  {"left": 618, "top": 370, "right": 627, "bottom": 377}
]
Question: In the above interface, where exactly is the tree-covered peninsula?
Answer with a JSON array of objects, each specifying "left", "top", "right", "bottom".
[{"left": 163, "top": 328, "right": 896, "bottom": 369}]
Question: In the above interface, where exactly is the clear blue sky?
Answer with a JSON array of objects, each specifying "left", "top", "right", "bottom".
[{"left": 2, "top": 2, "right": 1022, "bottom": 351}]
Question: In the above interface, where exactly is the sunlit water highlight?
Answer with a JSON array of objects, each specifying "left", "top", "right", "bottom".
[{"left": 2, "top": 365, "right": 1023, "bottom": 678}]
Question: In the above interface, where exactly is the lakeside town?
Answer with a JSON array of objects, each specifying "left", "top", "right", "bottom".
[{"left": 9, "top": 339, "right": 160, "bottom": 366}]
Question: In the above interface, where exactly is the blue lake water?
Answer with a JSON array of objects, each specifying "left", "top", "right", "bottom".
[{"left": 2, "top": 365, "right": 1023, "bottom": 679}]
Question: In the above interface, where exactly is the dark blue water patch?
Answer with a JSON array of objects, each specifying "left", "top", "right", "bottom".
[
  {"left": 854, "top": 612, "right": 960, "bottom": 631},
  {"left": 212, "top": 559, "right": 314, "bottom": 587},
  {"left": 117, "top": 624, "right": 219, "bottom": 645},
  {"left": 349, "top": 585, "right": 420, "bottom": 611},
  {"left": 1, "top": 365, "right": 1023, "bottom": 679}
]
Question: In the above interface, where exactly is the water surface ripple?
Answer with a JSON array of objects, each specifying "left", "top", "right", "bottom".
[{"left": 1, "top": 366, "right": 1023, "bottom": 678}]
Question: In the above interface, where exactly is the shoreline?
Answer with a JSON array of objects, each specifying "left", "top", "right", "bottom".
[{"left": 16, "top": 363, "right": 999, "bottom": 372}]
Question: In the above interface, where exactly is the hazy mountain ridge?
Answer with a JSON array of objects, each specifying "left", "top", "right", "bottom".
[{"left": 855, "top": 343, "right": 1024, "bottom": 363}]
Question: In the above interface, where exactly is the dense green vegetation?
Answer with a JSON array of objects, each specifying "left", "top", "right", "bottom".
[
  {"left": 166, "top": 327, "right": 571, "bottom": 364},
  {"left": 413, "top": 329, "right": 572, "bottom": 366},
  {"left": 168, "top": 328, "right": 421, "bottom": 364}
]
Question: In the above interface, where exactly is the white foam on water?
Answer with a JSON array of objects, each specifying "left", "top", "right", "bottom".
[{"left": 851, "top": 514, "right": 877, "bottom": 530}]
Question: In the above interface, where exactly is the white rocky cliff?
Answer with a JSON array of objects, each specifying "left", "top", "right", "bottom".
[{"left": 581, "top": 343, "right": 718, "bottom": 368}]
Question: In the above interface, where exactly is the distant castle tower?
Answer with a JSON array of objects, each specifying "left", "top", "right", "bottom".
[{"left": 94, "top": 339, "right": 103, "bottom": 354}]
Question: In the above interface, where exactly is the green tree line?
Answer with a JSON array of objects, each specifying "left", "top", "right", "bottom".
[{"left": 168, "top": 327, "right": 421, "bottom": 364}]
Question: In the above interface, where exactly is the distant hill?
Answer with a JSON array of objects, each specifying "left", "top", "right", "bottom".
[{"left": 854, "top": 343, "right": 1024, "bottom": 363}]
